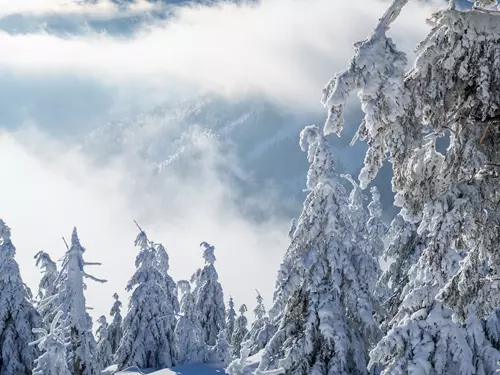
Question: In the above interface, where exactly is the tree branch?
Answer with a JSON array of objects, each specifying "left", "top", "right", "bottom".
[{"left": 83, "top": 272, "right": 107, "bottom": 283}]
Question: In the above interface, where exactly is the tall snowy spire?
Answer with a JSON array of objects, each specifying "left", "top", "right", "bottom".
[
  {"left": 39, "top": 226, "right": 106, "bottom": 375},
  {"left": 192, "top": 241, "right": 226, "bottom": 346},
  {"left": 255, "top": 126, "right": 379, "bottom": 375},
  {"left": 116, "top": 226, "right": 178, "bottom": 370}
]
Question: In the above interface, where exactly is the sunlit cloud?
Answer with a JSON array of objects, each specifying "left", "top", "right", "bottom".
[{"left": 0, "top": 0, "right": 441, "bottom": 111}]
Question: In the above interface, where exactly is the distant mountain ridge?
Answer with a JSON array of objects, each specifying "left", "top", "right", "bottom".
[{"left": 83, "top": 94, "right": 397, "bottom": 221}]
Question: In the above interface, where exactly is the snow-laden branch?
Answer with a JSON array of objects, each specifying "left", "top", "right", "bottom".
[{"left": 321, "top": 0, "right": 408, "bottom": 188}]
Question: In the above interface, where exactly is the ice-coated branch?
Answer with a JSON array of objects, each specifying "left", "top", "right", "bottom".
[
  {"left": 82, "top": 272, "right": 107, "bottom": 283},
  {"left": 83, "top": 262, "right": 102, "bottom": 266},
  {"left": 374, "top": 0, "right": 410, "bottom": 36}
]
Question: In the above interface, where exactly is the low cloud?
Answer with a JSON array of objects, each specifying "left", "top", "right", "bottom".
[{"left": 0, "top": 127, "right": 288, "bottom": 321}]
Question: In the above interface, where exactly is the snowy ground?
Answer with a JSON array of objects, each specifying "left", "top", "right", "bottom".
[
  {"left": 111, "top": 362, "right": 227, "bottom": 375},
  {"left": 109, "top": 352, "right": 263, "bottom": 375}
]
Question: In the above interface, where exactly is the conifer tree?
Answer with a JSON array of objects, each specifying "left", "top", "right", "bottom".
[
  {"left": 31, "top": 311, "right": 71, "bottom": 375},
  {"left": 96, "top": 316, "right": 113, "bottom": 370},
  {"left": 253, "top": 291, "right": 266, "bottom": 321},
  {"left": 34, "top": 251, "right": 58, "bottom": 304},
  {"left": 243, "top": 291, "right": 276, "bottom": 357},
  {"left": 323, "top": 0, "right": 500, "bottom": 373},
  {"left": 42, "top": 228, "right": 106, "bottom": 375},
  {"left": 231, "top": 305, "right": 248, "bottom": 358},
  {"left": 255, "top": 126, "right": 379, "bottom": 375},
  {"left": 0, "top": 219, "right": 41, "bottom": 375},
  {"left": 226, "top": 297, "right": 237, "bottom": 340},
  {"left": 212, "top": 329, "right": 231, "bottom": 366},
  {"left": 107, "top": 293, "right": 122, "bottom": 356},
  {"left": 191, "top": 242, "right": 226, "bottom": 346},
  {"left": 342, "top": 174, "right": 381, "bottom": 303},
  {"left": 175, "top": 280, "right": 206, "bottom": 364},
  {"left": 115, "top": 227, "right": 178, "bottom": 370}
]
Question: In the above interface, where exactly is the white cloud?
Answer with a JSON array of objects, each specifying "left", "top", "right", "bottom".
[
  {"left": 0, "top": 0, "right": 441, "bottom": 111},
  {"left": 0, "top": 0, "right": 160, "bottom": 18}
]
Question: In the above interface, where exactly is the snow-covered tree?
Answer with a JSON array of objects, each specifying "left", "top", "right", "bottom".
[
  {"left": 226, "top": 297, "right": 237, "bottom": 340},
  {"left": 324, "top": 0, "right": 500, "bottom": 374},
  {"left": 342, "top": 174, "right": 381, "bottom": 303},
  {"left": 31, "top": 311, "right": 71, "bottom": 375},
  {"left": 341, "top": 174, "right": 368, "bottom": 234},
  {"left": 243, "top": 291, "right": 276, "bottom": 357},
  {"left": 41, "top": 228, "right": 106, "bottom": 375},
  {"left": 255, "top": 126, "right": 380, "bottom": 375},
  {"left": 191, "top": 242, "right": 226, "bottom": 346},
  {"left": 34, "top": 251, "right": 58, "bottom": 303},
  {"left": 115, "top": 227, "right": 178, "bottom": 370},
  {"left": 323, "top": 1, "right": 500, "bottom": 373},
  {"left": 253, "top": 291, "right": 266, "bottom": 321},
  {"left": 0, "top": 219, "right": 41, "bottom": 375},
  {"left": 211, "top": 329, "right": 231, "bottom": 366},
  {"left": 231, "top": 305, "right": 248, "bottom": 358},
  {"left": 96, "top": 316, "right": 113, "bottom": 370},
  {"left": 175, "top": 280, "right": 206, "bottom": 364},
  {"left": 369, "top": 188, "right": 495, "bottom": 374},
  {"left": 107, "top": 293, "right": 122, "bottom": 355},
  {"left": 324, "top": 0, "right": 500, "bottom": 318},
  {"left": 155, "top": 241, "right": 178, "bottom": 309}
]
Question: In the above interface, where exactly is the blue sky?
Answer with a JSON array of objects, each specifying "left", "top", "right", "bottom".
[{"left": 0, "top": 0, "right": 444, "bottom": 320}]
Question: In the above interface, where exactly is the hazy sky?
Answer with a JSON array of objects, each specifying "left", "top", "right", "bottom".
[{"left": 0, "top": 0, "right": 442, "bottom": 323}]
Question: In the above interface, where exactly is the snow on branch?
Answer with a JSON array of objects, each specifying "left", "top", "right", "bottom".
[{"left": 321, "top": 0, "right": 407, "bottom": 188}]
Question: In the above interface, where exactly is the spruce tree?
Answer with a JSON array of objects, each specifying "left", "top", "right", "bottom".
[
  {"left": 115, "top": 227, "right": 178, "bottom": 370},
  {"left": 212, "top": 329, "right": 231, "bottom": 366},
  {"left": 107, "top": 293, "right": 122, "bottom": 356},
  {"left": 243, "top": 291, "right": 276, "bottom": 357},
  {"left": 191, "top": 242, "right": 226, "bottom": 346},
  {"left": 35, "top": 251, "right": 59, "bottom": 328},
  {"left": 175, "top": 280, "right": 206, "bottom": 364},
  {"left": 323, "top": 0, "right": 500, "bottom": 373},
  {"left": 226, "top": 297, "right": 237, "bottom": 340},
  {"left": 96, "top": 316, "right": 113, "bottom": 370},
  {"left": 231, "top": 305, "right": 248, "bottom": 358},
  {"left": 255, "top": 126, "right": 379, "bottom": 375},
  {"left": 44, "top": 228, "right": 106, "bottom": 375},
  {"left": 0, "top": 219, "right": 41, "bottom": 375}
]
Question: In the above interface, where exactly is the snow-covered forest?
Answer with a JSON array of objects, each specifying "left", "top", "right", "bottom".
[{"left": 2, "top": 0, "right": 500, "bottom": 374}]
